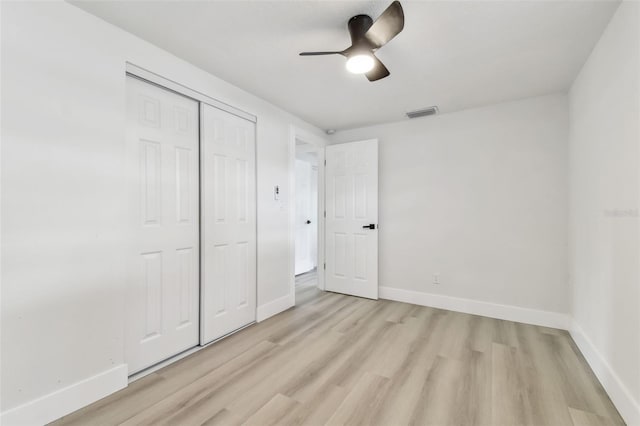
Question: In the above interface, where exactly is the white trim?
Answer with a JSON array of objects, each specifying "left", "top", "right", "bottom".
[
  {"left": 257, "top": 293, "right": 294, "bottom": 322},
  {"left": 126, "top": 63, "right": 256, "bottom": 123},
  {"left": 0, "top": 364, "right": 127, "bottom": 425},
  {"left": 570, "top": 321, "right": 640, "bottom": 426},
  {"left": 379, "top": 286, "right": 570, "bottom": 329},
  {"left": 288, "top": 127, "right": 297, "bottom": 303}
]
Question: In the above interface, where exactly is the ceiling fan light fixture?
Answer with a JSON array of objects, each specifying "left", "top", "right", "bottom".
[
  {"left": 299, "top": 1, "right": 403, "bottom": 81},
  {"left": 345, "top": 54, "right": 374, "bottom": 74}
]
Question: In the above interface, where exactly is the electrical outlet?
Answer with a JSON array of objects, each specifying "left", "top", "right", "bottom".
[{"left": 433, "top": 273, "right": 440, "bottom": 285}]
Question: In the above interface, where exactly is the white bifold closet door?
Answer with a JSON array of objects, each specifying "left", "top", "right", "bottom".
[
  {"left": 200, "top": 103, "right": 257, "bottom": 344},
  {"left": 125, "top": 76, "right": 200, "bottom": 374}
]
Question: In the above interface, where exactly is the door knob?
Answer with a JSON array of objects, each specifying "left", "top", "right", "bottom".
[
  {"left": 306, "top": 220, "right": 312, "bottom": 224},
  {"left": 362, "top": 224, "right": 376, "bottom": 229}
]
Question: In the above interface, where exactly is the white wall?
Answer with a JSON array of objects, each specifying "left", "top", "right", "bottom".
[
  {"left": 330, "top": 94, "right": 569, "bottom": 318},
  {"left": 568, "top": 2, "right": 640, "bottom": 424},
  {"left": 1, "top": 1, "right": 324, "bottom": 421}
]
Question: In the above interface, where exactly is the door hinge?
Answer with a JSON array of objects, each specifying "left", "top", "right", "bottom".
[
  {"left": 324, "top": 262, "right": 326, "bottom": 270},
  {"left": 324, "top": 210, "right": 326, "bottom": 218},
  {"left": 324, "top": 159, "right": 326, "bottom": 166}
]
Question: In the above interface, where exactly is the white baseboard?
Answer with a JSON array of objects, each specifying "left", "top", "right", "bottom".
[
  {"left": 379, "top": 286, "right": 570, "bottom": 330},
  {"left": 295, "top": 260, "right": 315, "bottom": 276},
  {"left": 379, "top": 286, "right": 638, "bottom": 424},
  {"left": 256, "top": 293, "right": 294, "bottom": 322},
  {"left": 570, "top": 321, "right": 640, "bottom": 426},
  {"left": 0, "top": 364, "right": 127, "bottom": 425}
]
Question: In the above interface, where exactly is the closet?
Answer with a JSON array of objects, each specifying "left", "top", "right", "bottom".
[{"left": 125, "top": 74, "right": 256, "bottom": 374}]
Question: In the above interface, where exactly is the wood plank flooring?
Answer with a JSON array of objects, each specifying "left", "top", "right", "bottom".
[{"left": 54, "top": 273, "right": 624, "bottom": 425}]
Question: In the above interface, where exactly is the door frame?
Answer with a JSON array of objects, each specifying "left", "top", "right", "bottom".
[
  {"left": 289, "top": 126, "right": 327, "bottom": 303},
  {"left": 125, "top": 64, "right": 259, "bottom": 379}
]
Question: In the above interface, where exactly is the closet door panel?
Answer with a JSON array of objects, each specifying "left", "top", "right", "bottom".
[
  {"left": 201, "top": 103, "right": 256, "bottom": 343},
  {"left": 125, "top": 76, "right": 199, "bottom": 374}
]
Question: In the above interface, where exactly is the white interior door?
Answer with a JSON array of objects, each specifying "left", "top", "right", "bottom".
[
  {"left": 201, "top": 103, "right": 257, "bottom": 344},
  {"left": 295, "top": 159, "right": 314, "bottom": 274},
  {"left": 325, "top": 139, "right": 379, "bottom": 299},
  {"left": 125, "top": 76, "right": 200, "bottom": 374}
]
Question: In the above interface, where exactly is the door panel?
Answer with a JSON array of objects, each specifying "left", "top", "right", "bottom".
[
  {"left": 201, "top": 103, "right": 257, "bottom": 344},
  {"left": 126, "top": 76, "right": 200, "bottom": 374},
  {"left": 325, "top": 140, "right": 378, "bottom": 299}
]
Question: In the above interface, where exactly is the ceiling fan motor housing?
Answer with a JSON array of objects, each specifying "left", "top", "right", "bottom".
[{"left": 348, "top": 15, "right": 374, "bottom": 45}]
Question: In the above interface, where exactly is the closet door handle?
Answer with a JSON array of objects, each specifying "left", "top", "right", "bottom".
[
  {"left": 306, "top": 220, "right": 312, "bottom": 224},
  {"left": 362, "top": 224, "right": 376, "bottom": 230}
]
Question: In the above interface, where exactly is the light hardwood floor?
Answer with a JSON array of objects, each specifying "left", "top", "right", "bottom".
[{"left": 55, "top": 273, "right": 624, "bottom": 426}]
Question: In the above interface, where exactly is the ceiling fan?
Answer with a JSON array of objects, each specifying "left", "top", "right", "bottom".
[{"left": 299, "top": 1, "right": 404, "bottom": 82}]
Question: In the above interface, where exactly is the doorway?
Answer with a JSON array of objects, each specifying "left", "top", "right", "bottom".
[
  {"left": 294, "top": 138, "right": 323, "bottom": 302},
  {"left": 295, "top": 142, "right": 318, "bottom": 275}
]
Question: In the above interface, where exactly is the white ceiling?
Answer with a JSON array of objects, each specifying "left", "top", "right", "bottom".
[{"left": 72, "top": 0, "right": 619, "bottom": 131}]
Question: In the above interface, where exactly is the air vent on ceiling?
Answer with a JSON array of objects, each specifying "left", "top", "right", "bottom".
[{"left": 406, "top": 106, "right": 439, "bottom": 119}]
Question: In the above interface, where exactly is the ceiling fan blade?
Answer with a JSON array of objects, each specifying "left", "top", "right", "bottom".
[
  {"left": 299, "top": 51, "right": 344, "bottom": 56},
  {"left": 365, "top": 55, "right": 390, "bottom": 81},
  {"left": 363, "top": 1, "right": 404, "bottom": 49}
]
